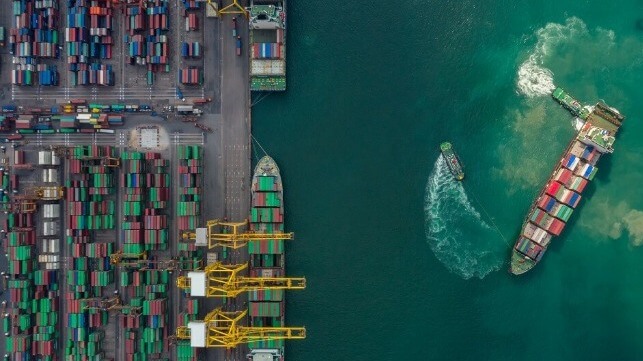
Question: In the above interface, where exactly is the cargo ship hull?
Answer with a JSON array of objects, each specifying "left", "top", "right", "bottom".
[
  {"left": 510, "top": 89, "right": 624, "bottom": 275},
  {"left": 249, "top": 0, "right": 287, "bottom": 91},
  {"left": 248, "top": 156, "right": 286, "bottom": 360}
]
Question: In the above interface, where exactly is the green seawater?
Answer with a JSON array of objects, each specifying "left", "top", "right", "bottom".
[{"left": 252, "top": 1, "right": 643, "bottom": 360}]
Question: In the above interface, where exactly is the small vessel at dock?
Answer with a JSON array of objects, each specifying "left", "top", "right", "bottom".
[{"left": 440, "top": 142, "right": 464, "bottom": 181}]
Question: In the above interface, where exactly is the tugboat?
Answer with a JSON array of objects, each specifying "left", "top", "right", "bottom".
[{"left": 440, "top": 142, "right": 464, "bottom": 181}]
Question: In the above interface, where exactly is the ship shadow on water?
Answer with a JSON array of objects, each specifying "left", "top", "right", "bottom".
[{"left": 593, "top": 153, "right": 615, "bottom": 186}]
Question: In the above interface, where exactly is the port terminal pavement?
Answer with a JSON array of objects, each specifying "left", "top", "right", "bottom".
[{"left": 0, "top": 3, "right": 251, "bottom": 361}]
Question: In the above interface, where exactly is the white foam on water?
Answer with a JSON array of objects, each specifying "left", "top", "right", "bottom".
[
  {"left": 517, "top": 56, "right": 556, "bottom": 97},
  {"left": 424, "top": 155, "right": 505, "bottom": 280},
  {"left": 517, "top": 17, "right": 589, "bottom": 97}
]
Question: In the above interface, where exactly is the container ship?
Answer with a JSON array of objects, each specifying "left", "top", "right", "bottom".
[
  {"left": 248, "top": 156, "right": 287, "bottom": 360},
  {"left": 440, "top": 142, "right": 464, "bottom": 181},
  {"left": 248, "top": 0, "right": 287, "bottom": 91},
  {"left": 510, "top": 88, "right": 625, "bottom": 275}
]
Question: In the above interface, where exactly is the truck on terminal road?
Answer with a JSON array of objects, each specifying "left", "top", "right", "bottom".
[
  {"left": 177, "top": 105, "right": 203, "bottom": 116},
  {"left": 236, "top": 36, "right": 242, "bottom": 56},
  {"left": 193, "top": 98, "right": 212, "bottom": 105}
]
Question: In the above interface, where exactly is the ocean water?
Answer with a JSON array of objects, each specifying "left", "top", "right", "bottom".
[{"left": 252, "top": 1, "right": 643, "bottom": 360}]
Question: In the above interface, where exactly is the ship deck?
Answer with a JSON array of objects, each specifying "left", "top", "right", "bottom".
[{"left": 585, "top": 112, "right": 620, "bottom": 134}]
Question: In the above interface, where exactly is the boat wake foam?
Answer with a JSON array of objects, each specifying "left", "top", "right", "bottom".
[
  {"left": 424, "top": 155, "right": 505, "bottom": 280},
  {"left": 517, "top": 17, "right": 589, "bottom": 97},
  {"left": 517, "top": 55, "right": 555, "bottom": 97}
]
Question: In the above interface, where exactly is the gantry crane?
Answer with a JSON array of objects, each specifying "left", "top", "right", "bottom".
[
  {"left": 176, "top": 308, "right": 305, "bottom": 348},
  {"left": 181, "top": 219, "right": 293, "bottom": 249},
  {"left": 176, "top": 262, "right": 305, "bottom": 298},
  {"left": 113, "top": 257, "right": 203, "bottom": 271},
  {"left": 31, "top": 186, "right": 64, "bottom": 200},
  {"left": 81, "top": 156, "right": 120, "bottom": 167},
  {"left": 109, "top": 250, "right": 147, "bottom": 265},
  {"left": 9, "top": 187, "right": 63, "bottom": 213},
  {"left": 218, "top": 0, "right": 247, "bottom": 17},
  {"left": 83, "top": 296, "right": 142, "bottom": 316},
  {"left": 9, "top": 195, "right": 37, "bottom": 213}
]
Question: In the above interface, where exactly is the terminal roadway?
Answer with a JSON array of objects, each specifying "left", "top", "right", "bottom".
[
  {"left": 202, "top": 5, "right": 252, "bottom": 361},
  {"left": 11, "top": 85, "right": 206, "bottom": 101},
  {"left": 20, "top": 132, "right": 204, "bottom": 146}
]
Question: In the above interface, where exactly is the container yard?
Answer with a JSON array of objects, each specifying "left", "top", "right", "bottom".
[
  {"left": 0, "top": 0, "right": 301, "bottom": 360},
  {"left": 1, "top": 0, "right": 212, "bottom": 103}
]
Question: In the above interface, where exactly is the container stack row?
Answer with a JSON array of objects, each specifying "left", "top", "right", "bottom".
[
  {"left": 184, "top": 12, "right": 198, "bottom": 31},
  {"left": 175, "top": 299, "right": 200, "bottom": 361},
  {"left": 180, "top": 41, "right": 201, "bottom": 58},
  {"left": 10, "top": 0, "right": 60, "bottom": 86},
  {"left": 120, "top": 151, "right": 170, "bottom": 252},
  {"left": 119, "top": 270, "right": 171, "bottom": 361},
  {"left": 181, "top": 0, "right": 200, "bottom": 10},
  {"left": 176, "top": 145, "right": 203, "bottom": 361},
  {"left": 66, "top": 0, "right": 114, "bottom": 86},
  {"left": 118, "top": 151, "right": 172, "bottom": 360},
  {"left": 64, "top": 145, "right": 117, "bottom": 359},
  {"left": 125, "top": 0, "right": 170, "bottom": 85},
  {"left": 0, "top": 169, "right": 10, "bottom": 204},
  {"left": 176, "top": 145, "right": 201, "bottom": 232},
  {"left": 178, "top": 66, "right": 202, "bottom": 85},
  {"left": 121, "top": 151, "right": 145, "bottom": 255},
  {"left": 4, "top": 156, "right": 61, "bottom": 361},
  {"left": 143, "top": 152, "right": 170, "bottom": 250},
  {"left": 515, "top": 140, "right": 602, "bottom": 262}
]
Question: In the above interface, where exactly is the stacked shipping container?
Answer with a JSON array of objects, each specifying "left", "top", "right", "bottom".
[
  {"left": 65, "top": 145, "right": 116, "bottom": 359},
  {"left": 66, "top": 0, "right": 114, "bottom": 85},
  {"left": 119, "top": 270, "right": 171, "bottom": 360},
  {"left": 178, "top": 67, "right": 202, "bottom": 85},
  {"left": 515, "top": 140, "right": 602, "bottom": 261},
  {"left": 180, "top": 41, "right": 201, "bottom": 58},
  {"left": 10, "top": 0, "right": 60, "bottom": 85},
  {"left": 248, "top": 157, "right": 286, "bottom": 350},
  {"left": 119, "top": 151, "right": 172, "bottom": 360},
  {"left": 176, "top": 145, "right": 203, "bottom": 361},
  {"left": 125, "top": 0, "right": 170, "bottom": 85},
  {"left": 4, "top": 159, "right": 61, "bottom": 361}
]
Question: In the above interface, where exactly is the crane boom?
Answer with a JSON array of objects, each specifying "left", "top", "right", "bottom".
[
  {"left": 176, "top": 262, "right": 305, "bottom": 297},
  {"left": 175, "top": 308, "right": 305, "bottom": 348},
  {"left": 181, "top": 219, "right": 293, "bottom": 249}
]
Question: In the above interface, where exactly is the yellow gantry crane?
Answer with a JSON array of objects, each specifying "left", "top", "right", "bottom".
[
  {"left": 109, "top": 250, "right": 148, "bottom": 265},
  {"left": 31, "top": 186, "right": 65, "bottom": 200},
  {"left": 176, "top": 262, "right": 305, "bottom": 298},
  {"left": 82, "top": 297, "right": 142, "bottom": 316},
  {"left": 112, "top": 257, "right": 204, "bottom": 271},
  {"left": 81, "top": 156, "right": 120, "bottom": 167},
  {"left": 176, "top": 308, "right": 305, "bottom": 349},
  {"left": 218, "top": 0, "right": 247, "bottom": 17},
  {"left": 181, "top": 219, "right": 293, "bottom": 249},
  {"left": 9, "top": 187, "right": 64, "bottom": 213},
  {"left": 10, "top": 195, "right": 37, "bottom": 213}
]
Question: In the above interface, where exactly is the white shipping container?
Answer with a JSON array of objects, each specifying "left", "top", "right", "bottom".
[
  {"left": 251, "top": 59, "right": 285, "bottom": 76},
  {"left": 50, "top": 238, "right": 60, "bottom": 253},
  {"left": 51, "top": 153, "right": 61, "bottom": 165},
  {"left": 38, "top": 150, "right": 52, "bottom": 165},
  {"left": 42, "top": 221, "right": 58, "bottom": 236},
  {"left": 42, "top": 168, "right": 59, "bottom": 183},
  {"left": 43, "top": 203, "right": 60, "bottom": 218}
]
